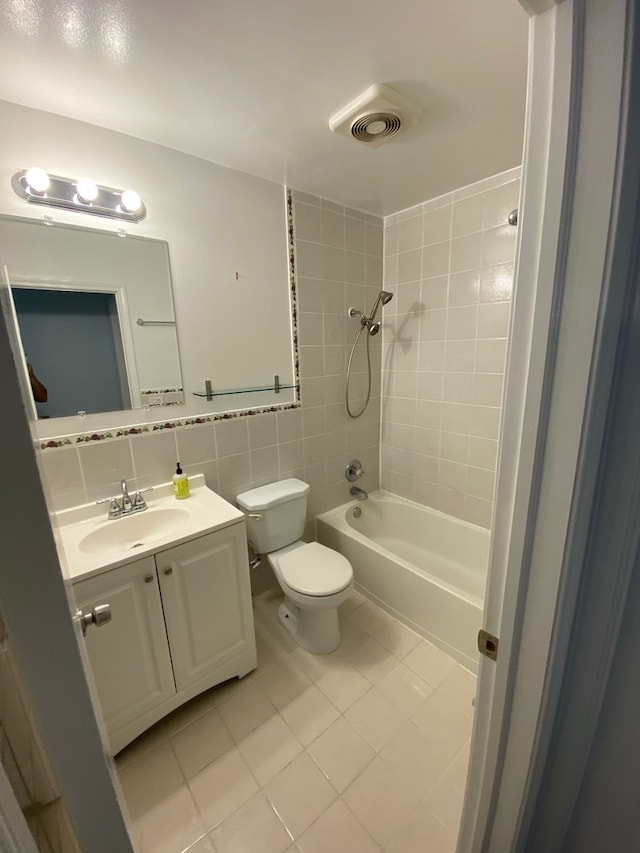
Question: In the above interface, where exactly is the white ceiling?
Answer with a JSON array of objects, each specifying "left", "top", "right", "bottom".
[{"left": 0, "top": 0, "right": 529, "bottom": 215}]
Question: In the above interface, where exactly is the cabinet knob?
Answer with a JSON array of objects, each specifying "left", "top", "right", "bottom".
[
  {"left": 144, "top": 575, "right": 154, "bottom": 584},
  {"left": 164, "top": 567, "right": 173, "bottom": 576}
]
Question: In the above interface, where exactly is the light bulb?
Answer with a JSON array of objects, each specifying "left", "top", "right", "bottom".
[
  {"left": 25, "top": 167, "right": 50, "bottom": 194},
  {"left": 120, "top": 189, "right": 142, "bottom": 213},
  {"left": 76, "top": 177, "right": 99, "bottom": 202}
]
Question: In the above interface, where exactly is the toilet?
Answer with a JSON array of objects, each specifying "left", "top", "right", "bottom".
[{"left": 236, "top": 478, "right": 353, "bottom": 654}]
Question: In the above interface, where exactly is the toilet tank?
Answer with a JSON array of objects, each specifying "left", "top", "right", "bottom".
[{"left": 236, "top": 479, "right": 311, "bottom": 554}]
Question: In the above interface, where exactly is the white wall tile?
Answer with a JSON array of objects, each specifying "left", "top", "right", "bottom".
[
  {"left": 381, "top": 170, "right": 518, "bottom": 527},
  {"left": 444, "top": 341, "right": 476, "bottom": 373},
  {"left": 78, "top": 439, "right": 135, "bottom": 493},
  {"left": 478, "top": 302, "right": 511, "bottom": 338},
  {"left": 475, "top": 339, "right": 507, "bottom": 373},
  {"left": 482, "top": 180, "right": 521, "bottom": 229},
  {"left": 177, "top": 424, "right": 216, "bottom": 466},
  {"left": 419, "top": 309, "right": 447, "bottom": 341},
  {"left": 452, "top": 195, "right": 484, "bottom": 238},
  {"left": 422, "top": 206, "right": 452, "bottom": 246},
  {"left": 420, "top": 276, "right": 448, "bottom": 309},
  {"left": 322, "top": 209, "right": 345, "bottom": 248},
  {"left": 40, "top": 446, "right": 83, "bottom": 498},
  {"left": 482, "top": 225, "right": 517, "bottom": 266},
  {"left": 249, "top": 446, "right": 280, "bottom": 485},
  {"left": 450, "top": 233, "right": 483, "bottom": 273},
  {"left": 294, "top": 203, "right": 322, "bottom": 243},
  {"left": 346, "top": 216, "right": 366, "bottom": 253},
  {"left": 448, "top": 270, "right": 480, "bottom": 307},
  {"left": 297, "top": 277, "right": 324, "bottom": 313},
  {"left": 131, "top": 431, "right": 179, "bottom": 482},
  {"left": 446, "top": 306, "right": 478, "bottom": 341},
  {"left": 296, "top": 241, "right": 324, "bottom": 278},
  {"left": 215, "top": 419, "right": 249, "bottom": 457},
  {"left": 398, "top": 214, "right": 424, "bottom": 253},
  {"left": 479, "top": 262, "right": 514, "bottom": 302},
  {"left": 247, "top": 414, "right": 278, "bottom": 450},
  {"left": 421, "top": 241, "right": 450, "bottom": 278},
  {"left": 397, "top": 249, "right": 422, "bottom": 284},
  {"left": 322, "top": 245, "right": 345, "bottom": 282}
]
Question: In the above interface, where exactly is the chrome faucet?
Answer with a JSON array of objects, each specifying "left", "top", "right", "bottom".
[
  {"left": 97, "top": 480, "right": 153, "bottom": 519},
  {"left": 120, "top": 479, "right": 133, "bottom": 512},
  {"left": 350, "top": 486, "right": 368, "bottom": 501}
]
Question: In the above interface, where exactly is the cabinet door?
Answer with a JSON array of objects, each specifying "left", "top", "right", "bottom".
[
  {"left": 74, "top": 557, "right": 176, "bottom": 739},
  {"left": 156, "top": 524, "right": 255, "bottom": 692}
]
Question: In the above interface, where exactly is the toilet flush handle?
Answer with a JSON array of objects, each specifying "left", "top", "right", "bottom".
[{"left": 248, "top": 513, "right": 263, "bottom": 520}]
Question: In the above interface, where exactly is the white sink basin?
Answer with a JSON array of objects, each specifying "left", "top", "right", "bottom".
[
  {"left": 78, "top": 507, "right": 191, "bottom": 555},
  {"left": 54, "top": 474, "right": 246, "bottom": 581}
]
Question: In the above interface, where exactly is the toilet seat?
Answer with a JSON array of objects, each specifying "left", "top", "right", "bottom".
[{"left": 272, "top": 542, "right": 352, "bottom": 597}]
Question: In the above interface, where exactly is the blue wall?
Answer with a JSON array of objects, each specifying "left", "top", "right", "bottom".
[{"left": 12, "top": 289, "right": 129, "bottom": 418}]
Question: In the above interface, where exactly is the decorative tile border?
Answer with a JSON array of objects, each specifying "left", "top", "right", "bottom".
[
  {"left": 39, "top": 195, "right": 302, "bottom": 451},
  {"left": 286, "top": 187, "right": 302, "bottom": 403},
  {"left": 38, "top": 404, "right": 300, "bottom": 449}
]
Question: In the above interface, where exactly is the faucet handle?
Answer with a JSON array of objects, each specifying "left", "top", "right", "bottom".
[
  {"left": 96, "top": 497, "right": 122, "bottom": 518},
  {"left": 345, "top": 459, "right": 366, "bottom": 482},
  {"left": 133, "top": 487, "right": 153, "bottom": 509}
]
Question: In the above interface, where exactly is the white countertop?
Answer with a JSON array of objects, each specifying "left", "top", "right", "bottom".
[{"left": 54, "top": 475, "right": 245, "bottom": 583}]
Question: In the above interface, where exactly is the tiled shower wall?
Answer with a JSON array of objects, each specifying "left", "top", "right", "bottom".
[
  {"left": 39, "top": 191, "right": 383, "bottom": 541},
  {"left": 381, "top": 167, "right": 521, "bottom": 528}
]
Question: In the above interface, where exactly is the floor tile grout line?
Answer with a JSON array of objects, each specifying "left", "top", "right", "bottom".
[{"left": 118, "top": 589, "right": 472, "bottom": 853}]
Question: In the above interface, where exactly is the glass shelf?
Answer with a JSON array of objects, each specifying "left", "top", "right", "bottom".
[{"left": 192, "top": 383, "right": 296, "bottom": 398}]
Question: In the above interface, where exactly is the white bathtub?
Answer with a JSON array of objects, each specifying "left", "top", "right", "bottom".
[{"left": 317, "top": 491, "right": 489, "bottom": 672}]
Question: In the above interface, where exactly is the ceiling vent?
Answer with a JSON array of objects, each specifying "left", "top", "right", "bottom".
[{"left": 329, "top": 83, "right": 422, "bottom": 148}]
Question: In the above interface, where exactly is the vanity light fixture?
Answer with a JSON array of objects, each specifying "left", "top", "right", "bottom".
[{"left": 12, "top": 168, "right": 146, "bottom": 222}]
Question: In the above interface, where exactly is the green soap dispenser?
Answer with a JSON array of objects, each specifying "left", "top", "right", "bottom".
[{"left": 173, "top": 462, "right": 190, "bottom": 499}]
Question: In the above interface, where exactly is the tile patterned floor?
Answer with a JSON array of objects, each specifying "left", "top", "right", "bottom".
[{"left": 116, "top": 590, "right": 475, "bottom": 853}]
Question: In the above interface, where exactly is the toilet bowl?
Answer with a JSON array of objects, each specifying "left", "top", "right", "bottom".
[
  {"left": 267, "top": 541, "right": 353, "bottom": 653},
  {"left": 236, "top": 479, "right": 354, "bottom": 654}
]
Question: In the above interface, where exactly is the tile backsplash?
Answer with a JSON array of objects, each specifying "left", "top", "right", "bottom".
[
  {"left": 381, "top": 167, "right": 521, "bottom": 528},
  {"left": 39, "top": 191, "right": 384, "bottom": 539}
]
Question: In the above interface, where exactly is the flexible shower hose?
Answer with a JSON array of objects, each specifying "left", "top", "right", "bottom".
[{"left": 345, "top": 322, "right": 372, "bottom": 419}]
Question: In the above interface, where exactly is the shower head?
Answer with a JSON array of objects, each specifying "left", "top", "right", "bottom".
[{"left": 367, "top": 290, "right": 394, "bottom": 325}]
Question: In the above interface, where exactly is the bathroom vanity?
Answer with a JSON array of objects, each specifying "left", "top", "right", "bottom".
[{"left": 55, "top": 475, "right": 256, "bottom": 754}]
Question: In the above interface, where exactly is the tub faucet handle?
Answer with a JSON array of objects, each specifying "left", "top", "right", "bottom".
[{"left": 345, "top": 459, "right": 365, "bottom": 482}]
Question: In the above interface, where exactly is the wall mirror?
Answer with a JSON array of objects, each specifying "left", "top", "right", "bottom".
[{"left": 0, "top": 216, "right": 183, "bottom": 421}]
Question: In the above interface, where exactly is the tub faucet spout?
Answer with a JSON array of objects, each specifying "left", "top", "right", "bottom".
[{"left": 350, "top": 486, "right": 368, "bottom": 501}]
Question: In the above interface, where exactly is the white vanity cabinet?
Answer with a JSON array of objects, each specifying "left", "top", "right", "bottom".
[
  {"left": 73, "top": 521, "right": 256, "bottom": 754},
  {"left": 74, "top": 556, "right": 176, "bottom": 741},
  {"left": 156, "top": 524, "right": 252, "bottom": 692}
]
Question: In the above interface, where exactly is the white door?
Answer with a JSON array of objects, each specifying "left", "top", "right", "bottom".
[
  {"left": 460, "top": 1, "right": 636, "bottom": 849},
  {"left": 156, "top": 525, "right": 255, "bottom": 692},
  {"left": 0, "top": 260, "right": 134, "bottom": 851},
  {"left": 74, "top": 557, "right": 176, "bottom": 750}
]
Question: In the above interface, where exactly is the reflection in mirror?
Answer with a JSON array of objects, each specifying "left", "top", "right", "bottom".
[
  {"left": 12, "top": 287, "right": 131, "bottom": 418},
  {"left": 0, "top": 217, "right": 184, "bottom": 420}
]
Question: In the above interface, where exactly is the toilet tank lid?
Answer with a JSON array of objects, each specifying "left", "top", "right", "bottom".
[{"left": 236, "top": 478, "right": 310, "bottom": 511}]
